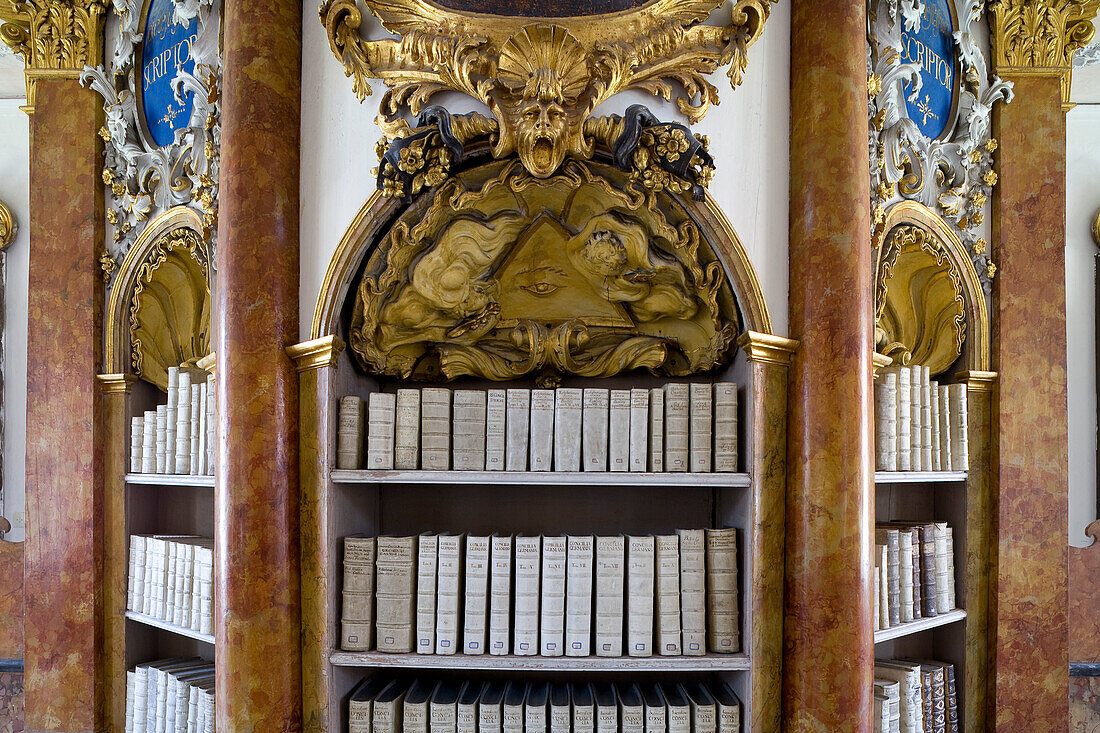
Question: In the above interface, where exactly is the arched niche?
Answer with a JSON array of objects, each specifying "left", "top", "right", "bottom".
[
  {"left": 311, "top": 158, "right": 773, "bottom": 381},
  {"left": 874, "top": 201, "right": 990, "bottom": 375},
  {"left": 104, "top": 206, "right": 213, "bottom": 390}
]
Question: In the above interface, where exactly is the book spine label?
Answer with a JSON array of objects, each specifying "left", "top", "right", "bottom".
[
  {"left": 529, "top": 390, "right": 555, "bottom": 472},
  {"left": 486, "top": 389, "right": 507, "bottom": 471},
  {"left": 608, "top": 390, "right": 630, "bottom": 472},
  {"left": 553, "top": 389, "right": 583, "bottom": 472},
  {"left": 629, "top": 389, "right": 649, "bottom": 472},
  {"left": 664, "top": 384, "right": 689, "bottom": 471},
  {"left": 540, "top": 536, "right": 567, "bottom": 656},
  {"left": 395, "top": 389, "right": 421, "bottom": 470},
  {"left": 583, "top": 389, "right": 609, "bottom": 472},
  {"left": 649, "top": 388, "right": 665, "bottom": 472},
  {"left": 506, "top": 389, "right": 530, "bottom": 471}
]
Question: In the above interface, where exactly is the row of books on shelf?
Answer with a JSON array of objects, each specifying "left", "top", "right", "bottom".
[
  {"left": 348, "top": 678, "right": 741, "bottom": 733},
  {"left": 126, "top": 657, "right": 214, "bottom": 733},
  {"left": 338, "top": 383, "right": 739, "bottom": 474},
  {"left": 874, "top": 366, "right": 968, "bottom": 473},
  {"left": 873, "top": 522, "right": 956, "bottom": 632},
  {"left": 130, "top": 366, "right": 215, "bottom": 476},
  {"left": 874, "top": 658, "right": 957, "bottom": 733},
  {"left": 342, "top": 530, "right": 738, "bottom": 657},
  {"left": 127, "top": 535, "right": 214, "bottom": 636}
]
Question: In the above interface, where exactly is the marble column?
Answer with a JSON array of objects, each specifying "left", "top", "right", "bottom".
[
  {"left": 985, "top": 3, "right": 1097, "bottom": 726},
  {"left": 24, "top": 77, "right": 106, "bottom": 732},
  {"left": 785, "top": 0, "right": 875, "bottom": 729},
  {"left": 214, "top": 0, "right": 302, "bottom": 725}
]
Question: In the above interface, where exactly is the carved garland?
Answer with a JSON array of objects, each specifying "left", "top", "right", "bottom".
[
  {"left": 80, "top": 0, "right": 221, "bottom": 277},
  {"left": 868, "top": 0, "right": 1013, "bottom": 294}
]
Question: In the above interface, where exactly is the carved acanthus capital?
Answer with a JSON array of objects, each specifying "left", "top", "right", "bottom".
[
  {"left": 988, "top": 0, "right": 1100, "bottom": 105},
  {"left": 0, "top": 0, "right": 106, "bottom": 110}
]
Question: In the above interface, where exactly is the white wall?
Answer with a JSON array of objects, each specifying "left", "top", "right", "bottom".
[
  {"left": 0, "top": 98, "right": 29, "bottom": 543},
  {"left": 299, "top": 7, "right": 791, "bottom": 342},
  {"left": 1066, "top": 102, "right": 1100, "bottom": 547}
]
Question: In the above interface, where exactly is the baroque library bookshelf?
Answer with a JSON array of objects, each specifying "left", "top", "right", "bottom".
[
  {"left": 99, "top": 206, "right": 217, "bottom": 732},
  {"left": 291, "top": 155, "right": 797, "bottom": 732}
]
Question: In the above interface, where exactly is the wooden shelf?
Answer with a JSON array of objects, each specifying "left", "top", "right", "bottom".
[
  {"left": 874, "top": 471, "right": 967, "bottom": 484},
  {"left": 126, "top": 473, "right": 215, "bottom": 488},
  {"left": 874, "top": 609, "right": 966, "bottom": 643},
  {"left": 329, "top": 651, "right": 751, "bottom": 671},
  {"left": 331, "top": 470, "right": 752, "bottom": 488},
  {"left": 125, "top": 610, "right": 215, "bottom": 645}
]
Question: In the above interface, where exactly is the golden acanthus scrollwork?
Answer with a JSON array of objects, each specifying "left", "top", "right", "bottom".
[
  {"left": 0, "top": 199, "right": 15, "bottom": 250},
  {"left": 350, "top": 159, "right": 739, "bottom": 382},
  {"left": 319, "top": 0, "right": 772, "bottom": 180},
  {"left": 129, "top": 227, "right": 212, "bottom": 390},
  {"left": 875, "top": 224, "right": 966, "bottom": 375}
]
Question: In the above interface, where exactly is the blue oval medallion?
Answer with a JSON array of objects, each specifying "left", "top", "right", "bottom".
[
  {"left": 140, "top": 0, "right": 198, "bottom": 148},
  {"left": 900, "top": 0, "right": 957, "bottom": 141}
]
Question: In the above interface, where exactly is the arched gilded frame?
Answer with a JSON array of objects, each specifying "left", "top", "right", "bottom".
[
  {"left": 311, "top": 173, "right": 775, "bottom": 370},
  {"left": 104, "top": 205, "right": 213, "bottom": 390},
  {"left": 875, "top": 200, "right": 990, "bottom": 374}
]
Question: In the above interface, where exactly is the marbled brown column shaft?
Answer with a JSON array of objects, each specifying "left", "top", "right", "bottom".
[
  {"left": 989, "top": 74, "right": 1069, "bottom": 730},
  {"left": 215, "top": 0, "right": 302, "bottom": 726},
  {"left": 24, "top": 78, "right": 105, "bottom": 733},
  {"left": 786, "top": 0, "right": 875, "bottom": 729}
]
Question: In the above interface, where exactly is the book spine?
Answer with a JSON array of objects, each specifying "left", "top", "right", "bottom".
[
  {"left": 908, "top": 366, "right": 923, "bottom": 471},
  {"left": 421, "top": 388, "right": 452, "bottom": 470},
  {"left": 395, "top": 388, "right": 421, "bottom": 470},
  {"left": 513, "top": 536, "right": 541, "bottom": 654},
  {"left": 626, "top": 535, "right": 655, "bottom": 656},
  {"left": 595, "top": 536, "right": 625, "bottom": 656},
  {"left": 713, "top": 383, "right": 738, "bottom": 473},
  {"left": 553, "top": 389, "right": 583, "bottom": 473},
  {"left": 583, "top": 389, "right": 609, "bottom": 472},
  {"left": 629, "top": 389, "right": 649, "bottom": 472},
  {"left": 920, "top": 525, "right": 938, "bottom": 618},
  {"left": 898, "top": 531, "right": 914, "bottom": 624},
  {"left": 131, "top": 416, "right": 144, "bottom": 474},
  {"left": 948, "top": 384, "right": 968, "bottom": 472},
  {"left": 608, "top": 390, "right": 630, "bottom": 472},
  {"left": 705, "top": 528, "right": 739, "bottom": 651},
  {"left": 664, "top": 384, "right": 690, "bottom": 472},
  {"left": 416, "top": 534, "right": 438, "bottom": 654},
  {"left": 565, "top": 535, "right": 594, "bottom": 656},
  {"left": 875, "top": 372, "right": 898, "bottom": 472},
  {"left": 349, "top": 699, "right": 372, "bottom": 733},
  {"left": 893, "top": 367, "right": 912, "bottom": 471},
  {"left": 910, "top": 527, "right": 922, "bottom": 621},
  {"left": 689, "top": 383, "right": 712, "bottom": 472},
  {"left": 655, "top": 535, "right": 681, "bottom": 655},
  {"left": 165, "top": 368, "right": 179, "bottom": 475},
  {"left": 436, "top": 534, "right": 464, "bottom": 654},
  {"left": 678, "top": 529, "right": 706, "bottom": 656},
  {"left": 174, "top": 371, "right": 192, "bottom": 474},
  {"left": 343, "top": 537, "right": 376, "bottom": 651},
  {"left": 946, "top": 527, "right": 956, "bottom": 610},
  {"left": 540, "top": 536, "right": 567, "bottom": 656},
  {"left": 649, "top": 388, "right": 664, "bottom": 472},
  {"left": 453, "top": 390, "right": 488, "bottom": 471},
  {"left": 367, "top": 392, "right": 397, "bottom": 470},
  {"left": 128, "top": 535, "right": 145, "bottom": 613},
  {"left": 489, "top": 535, "right": 513, "bottom": 655},
  {"left": 155, "top": 404, "right": 168, "bottom": 474},
  {"left": 375, "top": 536, "right": 417, "bottom": 652},
  {"left": 337, "top": 396, "right": 364, "bottom": 470},
  {"left": 939, "top": 385, "right": 952, "bottom": 471},
  {"left": 463, "top": 535, "right": 490, "bottom": 654},
  {"left": 529, "top": 390, "right": 555, "bottom": 472},
  {"left": 205, "top": 375, "right": 215, "bottom": 475},
  {"left": 572, "top": 694, "right": 594, "bottom": 733},
  {"left": 486, "top": 389, "right": 506, "bottom": 471},
  {"left": 930, "top": 381, "right": 941, "bottom": 471},
  {"left": 506, "top": 389, "right": 530, "bottom": 471},
  {"left": 920, "top": 367, "right": 933, "bottom": 471},
  {"left": 142, "top": 410, "right": 157, "bottom": 474},
  {"left": 934, "top": 522, "right": 951, "bottom": 613}
]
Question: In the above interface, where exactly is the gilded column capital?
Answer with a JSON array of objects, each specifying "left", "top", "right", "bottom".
[
  {"left": 988, "top": 0, "right": 1100, "bottom": 108},
  {"left": 0, "top": 199, "right": 15, "bottom": 250},
  {"left": 0, "top": 0, "right": 106, "bottom": 112},
  {"left": 288, "top": 336, "right": 346, "bottom": 372}
]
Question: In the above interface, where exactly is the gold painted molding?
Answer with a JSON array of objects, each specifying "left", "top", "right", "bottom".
[
  {"left": 957, "top": 369, "right": 998, "bottom": 393},
  {"left": 988, "top": 0, "right": 1100, "bottom": 108},
  {"left": 878, "top": 201, "right": 990, "bottom": 373},
  {"left": 0, "top": 199, "right": 14, "bottom": 250},
  {"left": 288, "top": 336, "right": 346, "bottom": 372},
  {"left": 0, "top": 0, "right": 107, "bottom": 113},
  {"left": 95, "top": 373, "right": 138, "bottom": 394},
  {"left": 737, "top": 331, "right": 797, "bottom": 367}
]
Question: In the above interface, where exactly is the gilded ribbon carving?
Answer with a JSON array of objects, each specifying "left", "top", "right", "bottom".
[
  {"left": 350, "top": 159, "right": 739, "bottom": 381},
  {"left": 320, "top": 0, "right": 771, "bottom": 184}
]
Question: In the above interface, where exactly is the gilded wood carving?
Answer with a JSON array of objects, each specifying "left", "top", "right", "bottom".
[
  {"left": 350, "top": 159, "right": 739, "bottom": 381},
  {"left": 875, "top": 222, "right": 966, "bottom": 374},
  {"left": 0, "top": 199, "right": 14, "bottom": 250}
]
